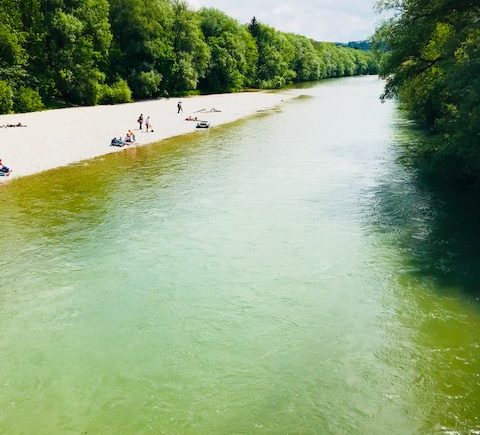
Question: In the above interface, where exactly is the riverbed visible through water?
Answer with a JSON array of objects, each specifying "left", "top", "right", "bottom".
[{"left": 0, "top": 76, "right": 479, "bottom": 434}]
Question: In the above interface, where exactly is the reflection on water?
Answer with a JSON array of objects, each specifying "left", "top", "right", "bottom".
[
  {"left": 0, "top": 77, "right": 479, "bottom": 434},
  {"left": 368, "top": 117, "right": 480, "bottom": 433},
  {"left": 371, "top": 118, "right": 480, "bottom": 298}
]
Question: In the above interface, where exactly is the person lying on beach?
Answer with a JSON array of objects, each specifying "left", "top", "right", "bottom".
[
  {"left": 110, "top": 137, "right": 125, "bottom": 147},
  {"left": 185, "top": 116, "right": 198, "bottom": 121},
  {"left": 0, "top": 159, "right": 12, "bottom": 174},
  {"left": 0, "top": 123, "right": 27, "bottom": 128}
]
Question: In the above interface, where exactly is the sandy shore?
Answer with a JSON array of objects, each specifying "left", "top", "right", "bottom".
[{"left": 0, "top": 91, "right": 294, "bottom": 180}]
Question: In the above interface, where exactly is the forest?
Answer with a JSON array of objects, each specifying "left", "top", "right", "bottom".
[
  {"left": 0, "top": 0, "right": 378, "bottom": 114},
  {"left": 374, "top": 0, "right": 480, "bottom": 182}
]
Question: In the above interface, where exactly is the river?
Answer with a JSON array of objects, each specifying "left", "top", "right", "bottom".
[{"left": 0, "top": 76, "right": 479, "bottom": 434}]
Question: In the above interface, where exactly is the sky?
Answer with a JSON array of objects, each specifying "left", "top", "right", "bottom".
[{"left": 188, "top": 0, "right": 381, "bottom": 42}]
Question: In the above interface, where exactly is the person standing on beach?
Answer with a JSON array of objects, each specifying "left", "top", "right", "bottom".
[
  {"left": 137, "top": 114, "right": 143, "bottom": 130},
  {"left": 177, "top": 101, "right": 183, "bottom": 113},
  {"left": 145, "top": 116, "right": 150, "bottom": 132}
]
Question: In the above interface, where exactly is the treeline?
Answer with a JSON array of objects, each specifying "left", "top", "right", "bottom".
[
  {"left": 0, "top": 0, "right": 378, "bottom": 114},
  {"left": 338, "top": 41, "right": 371, "bottom": 51},
  {"left": 374, "top": 0, "right": 480, "bottom": 182}
]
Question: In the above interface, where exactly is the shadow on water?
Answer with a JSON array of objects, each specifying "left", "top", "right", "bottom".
[{"left": 370, "top": 117, "right": 480, "bottom": 300}]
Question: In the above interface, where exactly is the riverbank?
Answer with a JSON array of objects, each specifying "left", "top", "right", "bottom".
[{"left": 0, "top": 91, "right": 294, "bottom": 180}]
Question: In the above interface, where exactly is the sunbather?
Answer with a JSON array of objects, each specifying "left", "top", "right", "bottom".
[
  {"left": 0, "top": 159, "right": 12, "bottom": 174},
  {"left": 110, "top": 137, "right": 124, "bottom": 147}
]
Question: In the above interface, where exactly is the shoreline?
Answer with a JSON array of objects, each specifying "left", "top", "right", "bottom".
[{"left": 0, "top": 91, "right": 296, "bottom": 181}]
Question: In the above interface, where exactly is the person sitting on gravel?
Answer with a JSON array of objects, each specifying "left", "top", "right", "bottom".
[{"left": 110, "top": 137, "right": 124, "bottom": 147}]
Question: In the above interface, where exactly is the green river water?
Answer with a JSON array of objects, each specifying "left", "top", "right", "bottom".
[{"left": 0, "top": 76, "right": 479, "bottom": 434}]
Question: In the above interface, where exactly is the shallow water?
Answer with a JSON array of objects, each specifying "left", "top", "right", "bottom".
[{"left": 0, "top": 76, "right": 479, "bottom": 434}]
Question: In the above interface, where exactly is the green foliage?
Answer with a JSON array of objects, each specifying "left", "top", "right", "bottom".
[
  {"left": 48, "top": 0, "right": 112, "bottom": 105},
  {"left": 0, "top": 80, "right": 14, "bottom": 114},
  {"left": 13, "top": 87, "right": 44, "bottom": 113},
  {"left": 0, "top": 25, "right": 25, "bottom": 68},
  {"left": 134, "top": 71, "right": 163, "bottom": 99},
  {"left": 374, "top": 0, "right": 480, "bottom": 181},
  {"left": 168, "top": 0, "right": 210, "bottom": 91},
  {"left": 288, "top": 35, "right": 321, "bottom": 82},
  {"left": 0, "top": 2, "right": 28, "bottom": 88},
  {"left": 253, "top": 24, "right": 295, "bottom": 88},
  {"left": 198, "top": 8, "right": 257, "bottom": 91},
  {"left": 0, "top": 0, "right": 378, "bottom": 113},
  {"left": 109, "top": 0, "right": 174, "bottom": 98},
  {"left": 99, "top": 79, "right": 133, "bottom": 104}
]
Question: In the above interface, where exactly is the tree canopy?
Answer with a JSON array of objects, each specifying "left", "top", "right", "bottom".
[
  {"left": 374, "top": 0, "right": 480, "bottom": 182},
  {"left": 0, "top": 1, "right": 378, "bottom": 114}
]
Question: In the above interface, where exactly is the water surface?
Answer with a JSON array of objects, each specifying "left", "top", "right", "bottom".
[{"left": 0, "top": 76, "right": 479, "bottom": 434}]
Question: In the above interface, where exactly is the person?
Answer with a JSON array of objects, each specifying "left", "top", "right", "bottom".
[
  {"left": 145, "top": 116, "right": 150, "bottom": 132},
  {"left": 0, "top": 158, "right": 11, "bottom": 174},
  {"left": 177, "top": 101, "right": 183, "bottom": 114},
  {"left": 125, "top": 132, "right": 132, "bottom": 143},
  {"left": 137, "top": 114, "right": 143, "bottom": 130},
  {"left": 111, "top": 137, "right": 123, "bottom": 147},
  {"left": 128, "top": 130, "right": 136, "bottom": 142},
  {"left": 5, "top": 123, "right": 26, "bottom": 128}
]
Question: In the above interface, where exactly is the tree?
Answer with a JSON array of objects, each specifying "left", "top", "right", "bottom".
[
  {"left": 0, "top": 0, "right": 28, "bottom": 89},
  {"left": 109, "top": 0, "right": 172, "bottom": 99},
  {"left": 167, "top": 0, "right": 210, "bottom": 92},
  {"left": 250, "top": 23, "right": 295, "bottom": 88},
  {"left": 374, "top": 0, "right": 480, "bottom": 180},
  {"left": 198, "top": 8, "right": 258, "bottom": 92},
  {"left": 0, "top": 0, "right": 379, "bottom": 112},
  {"left": 287, "top": 34, "right": 321, "bottom": 82}
]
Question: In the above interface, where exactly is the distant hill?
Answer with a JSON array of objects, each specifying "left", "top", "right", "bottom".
[{"left": 336, "top": 41, "right": 371, "bottom": 51}]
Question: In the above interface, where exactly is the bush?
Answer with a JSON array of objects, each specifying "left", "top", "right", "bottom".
[
  {"left": 0, "top": 80, "right": 14, "bottom": 114},
  {"left": 133, "top": 71, "right": 162, "bottom": 99},
  {"left": 14, "top": 87, "right": 45, "bottom": 113},
  {"left": 258, "top": 76, "right": 287, "bottom": 89},
  {"left": 99, "top": 79, "right": 133, "bottom": 104}
]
